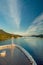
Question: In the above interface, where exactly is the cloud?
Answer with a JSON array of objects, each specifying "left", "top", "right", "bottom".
[
  {"left": 26, "top": 13, "right": 43, "bottom": 35},
  {"left": 9, "top": 0, "right": 21, "bottom": 30},
  {"left": 0, "top": 0, "right": 21, "bottom": 32}
]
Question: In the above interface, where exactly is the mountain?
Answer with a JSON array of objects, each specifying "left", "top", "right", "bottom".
[
  {"left": 0, "top": 29, "right": 22, "bottom": 41},
  {"left": 31, "top": 34, "right": 43, "bottom": 38}
]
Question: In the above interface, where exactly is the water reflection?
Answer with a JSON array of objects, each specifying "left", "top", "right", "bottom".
[
  {"left": 13, "top": 37, "right": 43, "bottom": 65},
  {"left": 23, "top": 37, "right": 43, "bottom": 65},
  {"left": 24, "top": 37, "right": 43, "bottom": 60},
  {"left": 0, "top": 37, "right": 43, "bottom": 65}
]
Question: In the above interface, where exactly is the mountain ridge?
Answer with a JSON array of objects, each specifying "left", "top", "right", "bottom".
[{"left": 0, "top": 29, "right": 22, "bottom": 41}]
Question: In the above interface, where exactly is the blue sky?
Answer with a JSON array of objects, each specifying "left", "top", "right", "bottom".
[{"left": 0, "top": 0, "right": 43, "bottom": 35}]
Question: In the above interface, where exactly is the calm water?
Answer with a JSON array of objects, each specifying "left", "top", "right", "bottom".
[{"left": 0, "top": 37, "right": 43, "bottom": 65}]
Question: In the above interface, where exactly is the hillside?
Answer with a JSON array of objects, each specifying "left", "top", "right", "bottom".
[
  {"left": 0, "top": 29, "right": 22, "bottom": 41},
  {"left": 31, "top": 34, "right": 43, "bottom": 38}
]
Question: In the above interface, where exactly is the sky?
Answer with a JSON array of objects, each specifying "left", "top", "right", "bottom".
[{"left": 0, "top": 0, "right": 43, "bottom": 35}]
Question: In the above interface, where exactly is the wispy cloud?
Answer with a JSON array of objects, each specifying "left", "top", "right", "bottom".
[
  {"left": 9, "top": 0, "right": 21, "bottom": 30},
  {"left": 26, "top": 13, "right": 43, "bottom": 35},
  {"left": 0, "top": 0, "right": 21, "bottom": 32}
]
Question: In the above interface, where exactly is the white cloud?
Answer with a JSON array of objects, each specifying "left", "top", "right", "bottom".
[
  {"left": 14, "top": 31, "right": 25, "bottom": 35},
  {"left": 33, "top": 13, "right": 43, "bottom": 24},
  {"left": 9, "top": 0, "right": 21, "bottom": 30},
  {"left": 26, "top": 13, "right": 43, "bottom": 35},
  {"left": 0, "top": 0, "right": 21, "bottom": 31}
]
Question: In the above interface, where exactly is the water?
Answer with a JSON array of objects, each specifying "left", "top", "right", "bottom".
[{"left": 0, "top": 37, "right": 43, "bottom": 65}]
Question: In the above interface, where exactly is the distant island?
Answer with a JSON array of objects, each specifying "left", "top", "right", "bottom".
[
  {"left": 0, "top": 29, "right": 22, "bottom": 41},
  {"left": 31, "top": 34, "right": 43, "bottom": 38},
  {"left": 23, "top": 34, "right": 43, "bottom": 38}
]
